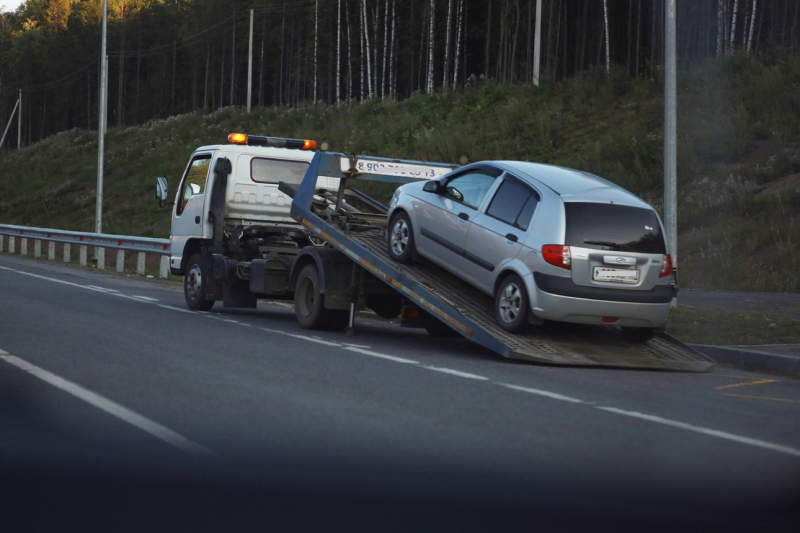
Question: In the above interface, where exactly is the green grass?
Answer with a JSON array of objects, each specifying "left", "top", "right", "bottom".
[
  {"left": 667, "top": 306, "right": 800, "bottom": 346},
  {"left": 1, "top": 52, "right": 799, "bottom": 293}
]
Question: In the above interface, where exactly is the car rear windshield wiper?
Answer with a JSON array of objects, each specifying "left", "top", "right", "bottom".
[{"left": 583, "top": 240, "right": 626, "bottom": 248}]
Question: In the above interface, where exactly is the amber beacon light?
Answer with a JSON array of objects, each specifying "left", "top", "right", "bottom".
[{"left": 227, "top": 133, "right": 317, "bottom": 150}]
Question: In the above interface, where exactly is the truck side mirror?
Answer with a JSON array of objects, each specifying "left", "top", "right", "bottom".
[{"left": 156, "top": 176, "right": 173, "bottom": 208}]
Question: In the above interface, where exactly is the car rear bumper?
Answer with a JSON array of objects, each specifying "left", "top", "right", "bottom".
[{"left": 531, "top": 273, "right": 671, "bottom": 328}]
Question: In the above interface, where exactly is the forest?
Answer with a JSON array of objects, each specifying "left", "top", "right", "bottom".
[{"left": 1, "top": 0, "right": 798, "bottom": 147}]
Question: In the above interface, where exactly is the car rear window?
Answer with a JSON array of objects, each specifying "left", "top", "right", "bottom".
[
  {"left": 564, "top": 202, "right": 666, "bottom": 254},
  {"left": 251, "top": 157, "right": 309, "bottom": 185}
]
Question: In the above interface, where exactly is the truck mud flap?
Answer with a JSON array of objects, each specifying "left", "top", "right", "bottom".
[{"left": 350, "top": 234, "right": 714, "bottom": 372}]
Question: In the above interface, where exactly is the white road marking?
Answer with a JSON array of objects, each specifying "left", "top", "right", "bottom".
[
  {"left": 424, "top": 366, "right": 488, "bottom": 380},
  {"left": 0, "top": 265, "right": 14, "bottom": 270},
  {"left": 256, "top": 327, "right": 341, "bottom": 347},
  {"left": 131, "top": 296, "right": 159, "bottom": 302},
  {"left": 156, "top": 304, "right": 196, "bottom": 315},
  {"left": 0, "top": 350, "right": 215, "bottom": 458},
  {"left": 502, "top": 384, "right": 585, "bottom": 404},
  {"left": 85, "top": 285, "right": 119, "bottom": 292},
  {"left": 344, "top": 346, "right": 419, "bottom": 364},
  {"left": 596, "top": 406, "right": 800, "bottom": 458},
  {"left": 342, "top": 343, "right": 371, "bottom": 348}
]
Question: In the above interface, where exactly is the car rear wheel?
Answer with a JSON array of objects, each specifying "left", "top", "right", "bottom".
[
  {"left": 495, "top": 275, "right": 529, "bottom": 332},
  {"left": 388, "top": 212, "right": 415, "bottom": 264}
]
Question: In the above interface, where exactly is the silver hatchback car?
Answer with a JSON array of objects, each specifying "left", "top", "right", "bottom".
[{"left": 386, "top": 161, "right": 675, "bottom": 341}]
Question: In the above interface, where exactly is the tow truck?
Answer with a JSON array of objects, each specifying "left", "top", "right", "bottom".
[{"left": 158, "top": 133, "right": 714, "bottom": 371}]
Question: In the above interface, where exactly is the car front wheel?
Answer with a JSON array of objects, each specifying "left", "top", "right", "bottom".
[
  {"left": 495, "top": 275, "right": 529, "bottom": 332},
  {"left": 387, "top": 212, "right": 415, "bottom": 264}
]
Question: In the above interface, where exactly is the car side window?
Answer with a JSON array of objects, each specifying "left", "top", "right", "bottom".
[
  {"left": 444, "top": 171, "right": 497, "bottom": 210},
  {"left": 176, "top": 155, "right": 211, "bottom": 216},
  {"left": 486, "top": 178, "right": 540, "bottom": 231}
]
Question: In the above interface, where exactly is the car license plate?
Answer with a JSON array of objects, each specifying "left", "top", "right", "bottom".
[{"left": 593, "top": 267, "right": 639, "bottom": 284}]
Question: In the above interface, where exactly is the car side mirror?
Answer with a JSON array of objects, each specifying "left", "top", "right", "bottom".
[
  {"left": 423, "top": 180, "right": 443, "bottom": 193},
  {"left": 155, "top": 176, "right": 173, "bottom": 208},
  {"left": 189, "top": 183, "right": 201, "bottom": 196}
]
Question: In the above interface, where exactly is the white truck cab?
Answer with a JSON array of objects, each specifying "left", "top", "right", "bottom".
[{"left": 158, "top": 135, "right": 340, "bottom": 277}]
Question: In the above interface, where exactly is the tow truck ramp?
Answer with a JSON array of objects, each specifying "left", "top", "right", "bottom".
[{"left": 291, "top": 152, "right": 715, "bottom": 372}]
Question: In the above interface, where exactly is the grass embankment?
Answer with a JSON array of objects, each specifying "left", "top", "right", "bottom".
[
  {"left": 1, "top": 54, "right": 799, "bottom": 344},
  {"left": 667, "top": 306, "right": 800, "bottom": 346}
]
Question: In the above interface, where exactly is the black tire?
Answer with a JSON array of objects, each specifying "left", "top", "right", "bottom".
[
  {"left": 294, "top": 263, "right": 349, "bottom": 330},
  {"left": 387, "top": 211, "right": 415, "bottom": 264},
  {"left": 621, "top": 327, "right": 656, "bottom": 342},
  {"left": 184, "top": 253, "right": 215, "bottom": 311},
  {"left": 495, "top": 274, "right": 529, "bottom": 333}
]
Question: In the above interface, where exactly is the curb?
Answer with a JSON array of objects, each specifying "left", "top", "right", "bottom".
[{"left": 690, "top": 344, "right": 800, "bottom": 379}]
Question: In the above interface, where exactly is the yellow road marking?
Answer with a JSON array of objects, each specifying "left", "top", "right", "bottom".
[
  {"left": 715, "top": 379, "right": 778, "bottom": 390},
  {"left": 719, "top": 393, "right": 800, "bottom": 404}
]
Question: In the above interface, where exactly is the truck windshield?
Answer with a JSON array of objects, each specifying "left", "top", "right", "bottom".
[
  {"left": 564, "top": 202, "right": 666, "bottom": 254},
  {"left": 251, "top": 157, "right": 309, "bottom": 185}
]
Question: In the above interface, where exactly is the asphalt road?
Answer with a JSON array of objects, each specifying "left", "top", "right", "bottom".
[{"left": 1, "top": 253, "right": 799, "bottom": 532}]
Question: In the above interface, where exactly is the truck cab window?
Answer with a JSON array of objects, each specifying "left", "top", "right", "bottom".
[
  {"left": 177, "top": 155, "right": 211, "bottom": 216},
  {"left": 251, "top": 157, "right": 309, "bottom": 185}
]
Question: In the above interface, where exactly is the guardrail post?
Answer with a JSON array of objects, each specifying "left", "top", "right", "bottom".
[
  {"left": 48, "top": 241, "right": 55, "bottom": 260},
  {"left": 116, "top": 250, "right": 125, "bottom": 273},
  {"left": 9, "top": 237, "right": 15, "bottom": 254},
  {"left": 159, "top": 256, "right": 169, "bottom": 279},
  {"left": 79, "top": 245, "right": 87, "bottom": 266},
  {"left": 34, "top": 239, "right": 41, "bottom": 258},
  {"left": 64, "top": 243, "right": 71, "bottom": 263},
  {"left": 137, "top": 252, "right": 146, "bottom": 275},
  {"left": 0, "top": 235, "right": 4, "bottom": 252},
  {"left": 21, "top": 238, "right": 27, "bottom": 256},
  {"left": 96, "top": 248, "right": 105, "bottom": 270}
]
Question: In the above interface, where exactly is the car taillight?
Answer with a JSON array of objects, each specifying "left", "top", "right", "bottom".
[
  {"left": 659, "top": 254, "right": 673, "bottom": 277},
  {"left": 542, "top": 245, "right": 571, "bottom": 270}
]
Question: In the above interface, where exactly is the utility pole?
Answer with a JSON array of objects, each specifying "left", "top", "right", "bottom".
[
  {"left": 96, "top": 0, "right": 109, "bottom": 236},
  {"left": 664, "top": 0, "right": 678, "bottom": 300},
  {"left": 0, "top": 95, "right": 20, "bottom": 151},
  {"left": 248, "top": 9, "right": 254, "bottom": 113},
  {"left": 533, "top": 0, "right": 542, "bottom": 86},
  {"left": 17, "top": 90, "right": 22, "bottom": 148},
  {"left": 104, "top": 55, "right": 109, "bottom": 134}
]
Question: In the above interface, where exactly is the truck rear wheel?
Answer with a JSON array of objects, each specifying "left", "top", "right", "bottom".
[
  {"left": 184, "top": 254, "right": 215, "bottom": 311},
  {"left": 294, "top": 263, "right": 348, "bottom": 330}
]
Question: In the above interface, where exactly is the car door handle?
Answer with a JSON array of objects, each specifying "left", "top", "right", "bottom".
[
  {"left": 505, "top": 233, "right": 518, "bottom": 242},
  {"left": 195, "top": 216, "right": 201, "bottom": 224},
  {"left": 458, "top": 212, "right": 469, "bottom": 221}
]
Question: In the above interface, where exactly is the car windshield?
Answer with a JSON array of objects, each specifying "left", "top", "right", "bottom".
[{"left": 564, "top": 202, "right": 666, "bottom": 254}]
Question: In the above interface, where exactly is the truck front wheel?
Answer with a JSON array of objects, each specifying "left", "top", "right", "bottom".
[
  {"left": 294, "top": 264, "right": 348, "bottom": 330},
  {"left": 184, "top": 254, "right": 215, "bottom": 311}
]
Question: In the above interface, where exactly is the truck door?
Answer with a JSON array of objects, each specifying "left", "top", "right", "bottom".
[{"left": 170, "top": 152, "right": 213, "bottom": 271}]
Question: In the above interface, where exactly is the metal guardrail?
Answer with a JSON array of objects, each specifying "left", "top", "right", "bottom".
[{"left": 0, "top": 224, "right": 171, "bottom": 278}]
